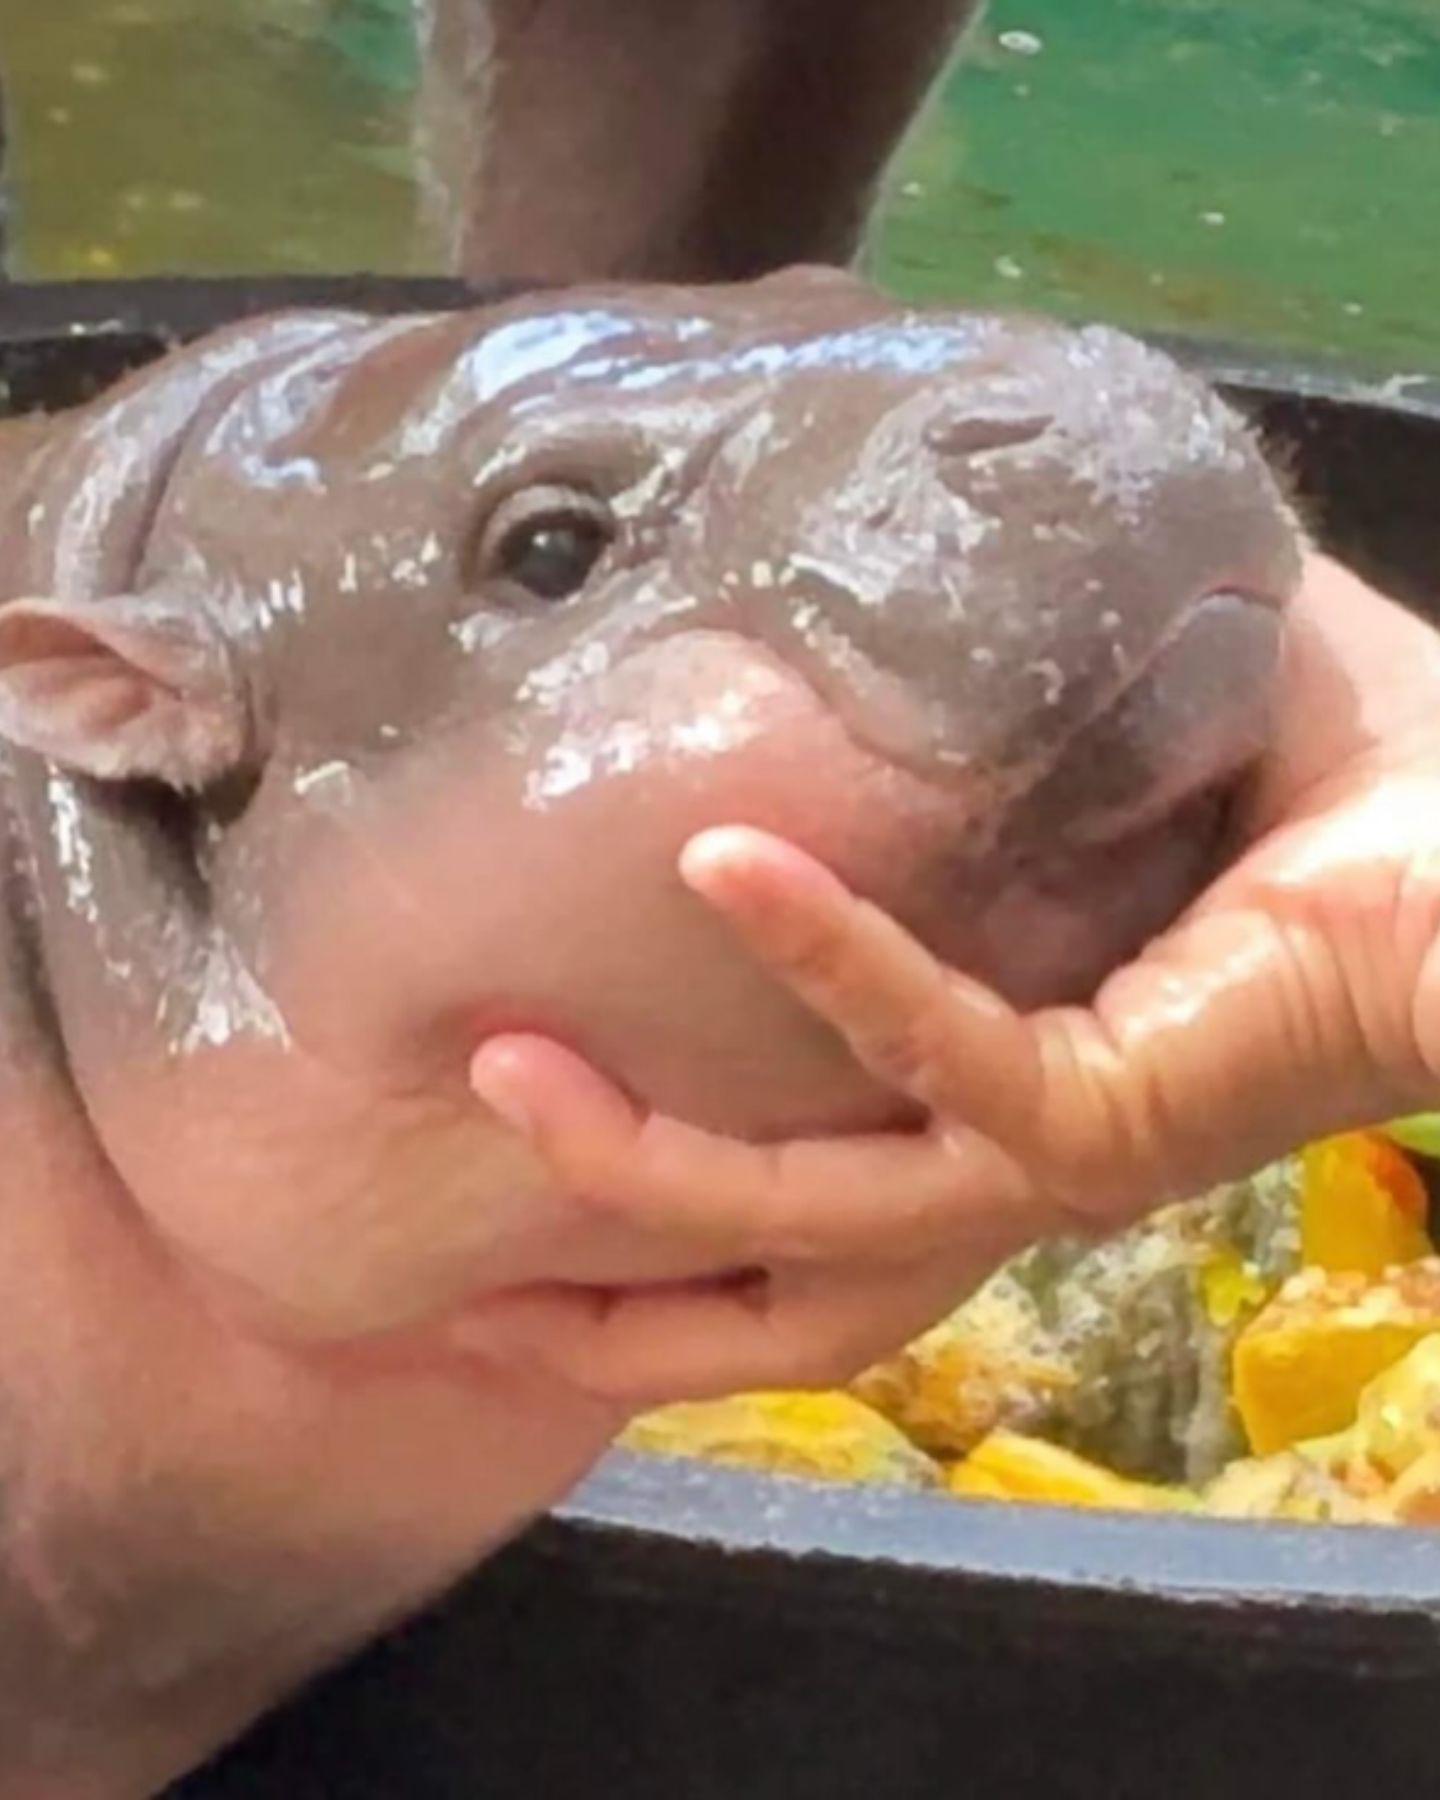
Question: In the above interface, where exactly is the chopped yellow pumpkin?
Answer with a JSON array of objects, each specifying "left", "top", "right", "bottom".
[
  {"left": 946, "top": 1431, "right": 1193, "bottom": 1513},
  {"left": 621, "top": 1391, "right": 942, "bottom": 1489},
  {"left": 1384, "top": 1450, "right": 1440, "bottom": 1524},
  {"left": 1233, "top": 1262, "right": 1440, "bottom": 1455},
  {"left": 1298, "top": 1130, "right": 1432, "bottom": 1276},
  {"left": 942, "top": 1462, "right": 1013, "bottom": 1503},
  {"left": 1345, "top": 1332, "right": 1440, "bottom": 1479}
]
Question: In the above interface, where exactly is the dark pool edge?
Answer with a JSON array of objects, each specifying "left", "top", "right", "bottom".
[{"left": 534, "top": 1450, "right": 1440, "bottom": 1675}]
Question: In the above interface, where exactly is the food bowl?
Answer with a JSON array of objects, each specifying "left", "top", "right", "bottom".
[{"left": 6, "top": 277, "right": 1440, "bottom": 1800}]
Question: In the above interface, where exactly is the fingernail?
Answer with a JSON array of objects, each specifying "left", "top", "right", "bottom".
[
  {"left": 680, "top": 831, "right": 847, "bottom": 915},
  {"left": 471, "top": 1051, "right": 538, "bottom": 1140},
  {"left": 679, "top": 830, "right": 752, "bottom": 894}
]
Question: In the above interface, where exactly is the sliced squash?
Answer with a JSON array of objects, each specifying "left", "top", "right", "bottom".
[
  {"left": 621, "top": 1391, "right": 942, "bottom": 1489},
  {"left": 1233, "top": 1262, "right": 1440, "bottom": 1455},
  {"left": 1298, "top": 1131, "right": 1432, "bottom": 1276},
  {"left": 1384, "top": 1450, "right": 1440, "bottom": 1524},
  {"left": 1344, "top": 1332, "right": 1440, "bottom": 1480},
  {"left": 946, "top": 1430, "right": 1192, "bottom": 1513}
]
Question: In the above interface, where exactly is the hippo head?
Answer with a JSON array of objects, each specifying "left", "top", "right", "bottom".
[{"left": 0, "top": 268, "right": 1302, "bottom": 1335}]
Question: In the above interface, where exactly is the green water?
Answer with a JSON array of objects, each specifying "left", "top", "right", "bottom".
[
  {"left": 874, "top": 0, "right": 1440, "bottom": 373},
  {"left": 2, "top": 0, "right": 1438, "bottom": 375},
  {"left": 0, "top": 0, "right": 439, "bottom": 276}
]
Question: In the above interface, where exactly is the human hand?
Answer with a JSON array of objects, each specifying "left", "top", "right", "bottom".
[{"left": 470, "top": 553, "right": 1440, "bottom": 1398}]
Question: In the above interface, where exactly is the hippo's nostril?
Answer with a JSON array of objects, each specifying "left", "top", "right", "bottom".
[{"left": 922, "top": 412, "right": 1050, "bottom": 460}]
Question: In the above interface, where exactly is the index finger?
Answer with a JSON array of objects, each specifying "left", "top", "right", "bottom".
[{"left": 680, "top": 826, "right": 1427, "bottom": 1218}]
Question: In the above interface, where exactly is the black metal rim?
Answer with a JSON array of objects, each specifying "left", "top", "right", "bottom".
[
  {"left": 4, "top": 274, "right": 1440, "bottom": 423},
  {"left": 542, "top": 1448, "right": 1440, "bottom": 1671}
]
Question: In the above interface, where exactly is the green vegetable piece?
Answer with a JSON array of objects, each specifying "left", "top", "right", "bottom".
[{"left": 1383, "top": 1116, "right": 1440, "bottom": 1160}]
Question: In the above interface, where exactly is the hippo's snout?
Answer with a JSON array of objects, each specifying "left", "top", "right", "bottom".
[{"left": 701, "top": 318, "right": 1300, "bottom": 832}]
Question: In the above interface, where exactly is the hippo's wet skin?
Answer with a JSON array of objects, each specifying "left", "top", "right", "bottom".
[{"left": 0, "top": 267, "right": 1301, "bottom": 1339}]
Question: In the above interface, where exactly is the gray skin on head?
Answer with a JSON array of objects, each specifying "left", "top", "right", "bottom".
[{"left": 0, "top": 265, "right": 1302, "bottom": 1340}]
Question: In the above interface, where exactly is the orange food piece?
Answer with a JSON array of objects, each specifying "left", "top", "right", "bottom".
[
  {"left": 1233, "top": 1262, "right": 1440, "bottom": 1456},
  {"left": 946, "top": 1431, "right": 1192, "bottom": 1513},
  {"left": 1343, "top": 1332, "right": 1440, "bottom": 1480},
  {"left": 621, "top": 1391, "right": 942, "bottom": 1489},
  {"left": 1298, "top": 1131, "right": 1432, "bottom": 1276},
  {"left": 1385, "top": 1451, "right": 1440, "bottom": 1524}
]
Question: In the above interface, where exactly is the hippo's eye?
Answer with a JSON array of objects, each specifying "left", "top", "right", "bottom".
[{"left": 478, "top": 485, "right": 615, "bottom": 603}]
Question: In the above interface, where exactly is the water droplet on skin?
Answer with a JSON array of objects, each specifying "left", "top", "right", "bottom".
[
  {"left": 175, "top": 940, "right": 291, "bottom": 1056},
  {"left": 1029, "top": 659, "right": 1065, "bottom": 706},
  {"left": 45, "top": 769, "right": 100, "bottom": 925},
  {"left": 521, "top": 661, "right": 793, "bottom": 810},
  {"left": 293, "top": 760, "right": 355, "bottom": 800}
]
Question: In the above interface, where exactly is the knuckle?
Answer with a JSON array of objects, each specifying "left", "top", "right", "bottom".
[
  {"left": 856, "top": 999, "right": 953, "bottom": 1100},
  {"left": 754, "top": 1171, "right": 836, "bottom": 1265},
  {"left": 776, "top": 918, "right": 851, "bottom": 994},
  {"left": 1030, "top": 1023, "right": 1167, "bottom": 1223}
]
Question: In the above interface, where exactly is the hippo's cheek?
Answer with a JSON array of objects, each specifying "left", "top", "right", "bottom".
[
  {"left": 255, "top": 631, "right": 988, "bottom": 1142},
  {"left": 85, "top": 1037, "right": 755, "bottom": 1343}
]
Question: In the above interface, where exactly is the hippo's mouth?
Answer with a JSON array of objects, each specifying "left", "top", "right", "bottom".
[
  {"left": 766, "top": 579, "right": 1286, "bottom": 851},
  {"left": 720, "top": 577, "right": 1288, "bottom": 1018}
]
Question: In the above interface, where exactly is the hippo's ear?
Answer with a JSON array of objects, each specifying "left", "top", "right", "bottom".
[{"left": 0, "top": 592, "right": 247, "bottom": 790}]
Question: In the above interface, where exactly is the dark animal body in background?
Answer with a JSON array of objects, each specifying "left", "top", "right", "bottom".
[{"left": 416, "top": 0, "right": 983, "bottom": 281}]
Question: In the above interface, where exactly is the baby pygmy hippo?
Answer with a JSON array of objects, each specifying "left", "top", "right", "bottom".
[{"left": 0, "top": 267, "right": 1300, "bottom": 1794}]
